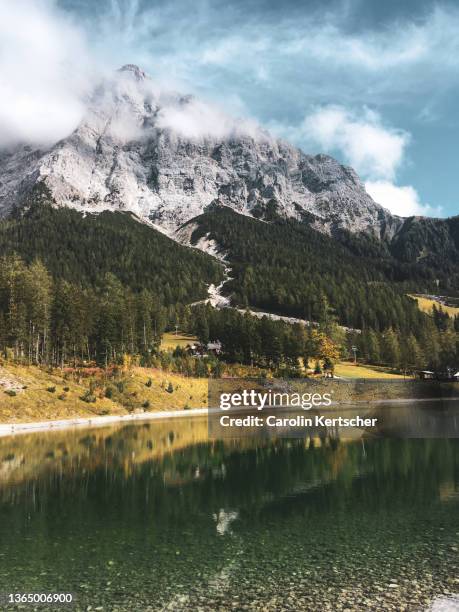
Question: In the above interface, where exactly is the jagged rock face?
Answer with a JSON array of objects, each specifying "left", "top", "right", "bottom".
[{"left": 0, "top": 64, "right": 401, "bottom": 238}]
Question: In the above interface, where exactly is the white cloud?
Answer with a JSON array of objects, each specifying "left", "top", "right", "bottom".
[
  {"left": 0, "top": 0, "right": 97, "bottom": 147},
  {"left": 275, "top": 104, "right": 436, "bottom": 218},
  {"left": 365, "top": 181, "right": 442, "bottom": 217},
  {"left": 156, "top": 97, "right": 264, "bottom": 141},
  {"left": 300, "top": 106, "right": 408, "bottom": 181},
  {"left": 0, "top": 0, "right": 446, "bottom": 217},
  {"left": 0, "top": 0, "right": 264, "bottom": 148}
]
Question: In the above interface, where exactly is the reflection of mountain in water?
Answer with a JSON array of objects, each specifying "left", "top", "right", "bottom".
[{"left": 0, "top": 419, "right": 360, "bottom": 506}]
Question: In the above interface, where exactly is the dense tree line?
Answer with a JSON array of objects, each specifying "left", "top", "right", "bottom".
[
  {"left": 0, "top": 203, "right": 222, "bottom": 302},
  {"left": 191, "top": 303, "right": 341, "bottom": 374},
  {"left": 191, "top": 301, "right": 458, "bottom": 374},
  {"left": 348, "top": 314, "right": 458, "bottom": 372},
  {"left": 0, "top": 255, "right": 170, "bottom": 366},
  {"left": 0, "top": 254, "right": 456, "bottom": 374},
  {"left": 0, "top": 201, "right": 457, "bottom": 375},
  {"left": 389, "top": 215, "right": 459, "bottom": 292},
  {"left": 0, "top": 204, "right": 225, "bottom": 366},
  {"left": 189, "top": 207, "right": 454, "bottom": 332}
]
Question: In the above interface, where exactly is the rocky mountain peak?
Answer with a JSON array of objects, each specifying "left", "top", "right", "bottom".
[
  {"left": 117, "top": 64, "right": 147, "bottom": 81},
  {"left": 0, "top": 64, "right": 402, "bottom": 240}
]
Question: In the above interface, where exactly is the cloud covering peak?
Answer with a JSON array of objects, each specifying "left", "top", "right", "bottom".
[
  {"left": 156, "top": 97, "right": 264, "bottom": 141},
  {"left": 0, "top": 0, "right": 98, "bottom": 147},
  {"left": 1, "top": 0, "right": 455, "bottom": 216}
]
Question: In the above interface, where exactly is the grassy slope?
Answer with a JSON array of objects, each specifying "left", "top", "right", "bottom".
[
  {"left": 0, "top": 364, "right": 208, "bottom": 423},
  {"left": 0, "top": 356, "right": 409, "bottom": 424},
  {"left": 334, "top": 361, "right": 409, "bottom": 380},
  {"left": 0, "top": 363, "right": 124, "bottom": 422},
  {"left": 116, "top": 367, "right": 208, "bottom": 412},
  {"left": 409, "top": 294, "right": 459, "bottom": 317},
  {"left": 160, "top": 332, "right": 198, "bottom": 351}
]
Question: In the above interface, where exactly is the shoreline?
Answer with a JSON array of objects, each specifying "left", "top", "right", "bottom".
[
  {"left": 0, "top": 407, "right": 211, "bottom": 438},
  {"left": 1, "top": 396, "right": 459, "bottom": 438}
]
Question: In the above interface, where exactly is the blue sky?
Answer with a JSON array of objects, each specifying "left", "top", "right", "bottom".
[{"left": 1, "top": 0, "right": 459, "bottom": 217}]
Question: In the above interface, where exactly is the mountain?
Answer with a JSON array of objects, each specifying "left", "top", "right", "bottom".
[
  {"left": 181, "top": 206, "right": 443, "bottom": 329},
  {"left": 0, "top": 65, "right": 457, "bottom": 374},
  {"left": 0, "top": 63, "right": 457, "bottom": 314},
  {"left": 390, "top": 215, "right": 459, "bottom": 264},
  {"left": 0, "top": 64, "right": 401, "bottom": 239}
]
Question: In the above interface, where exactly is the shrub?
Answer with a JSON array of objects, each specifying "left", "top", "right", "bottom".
[
  {"left": 47, "top": 386, "right": 56, "bottom": 393},
  {"left": 166, "top": 382, "right": 174, "bottom": 393},
  {"left": 145, "top": 378, "right": 153, "bottom": 387},
  {"left": 63, "top": 386, "right": 70, "bottom": 392},
  {"left": 57, "top": 393, "right": 66, "bottom": 401},
  {"left": 105, "top": 386, "right": 114, "bottom": 399},
  {"left": 142, "top": 400, "right": 150, "bottom": 409},
  {"left": 80, "top": 391, "right": 97, "bottom": 403},
  {"left": 4, "top": 390, "right": 16, "bottom": 397}
]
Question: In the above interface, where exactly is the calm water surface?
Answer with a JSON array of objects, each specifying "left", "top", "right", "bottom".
[{"left": 0, "top": 411, "right": 458, "bottom": 611}]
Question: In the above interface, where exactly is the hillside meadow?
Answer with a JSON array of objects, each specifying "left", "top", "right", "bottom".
[{"left": 0, "top": 364, "right": 208, "bottom": 423}]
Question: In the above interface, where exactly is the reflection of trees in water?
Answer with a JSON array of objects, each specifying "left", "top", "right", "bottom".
[
  {"left": 0, "top": 419, "right": 210, "bottom": 487},
  {"left": 0, "top": 419, "right": 339, "bottom": 494},
  {"left": 0, "top": 432, "right": 458, "bottom": 612},
  {"left": 0, "top": 425, "right": 458, "bottom": 522}
]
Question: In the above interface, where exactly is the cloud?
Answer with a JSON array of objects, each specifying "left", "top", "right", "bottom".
[
  {"left": 78, "top": 1, "right": 459, "bottom": 113},
  {"left": 299, "top": 106, "right": 409, "bottom": 181},
  {"left": 271, "top": 103, "right": 442, "bottom": 217},
  {"left": 156, "top": 96, "right": 264, "bottom": 141},
  {"left": 365, "top": 181, "right": 442, "bottom": 217},
  {"left": 0, "top": 0, "right": 450, "bottom": 216},
  {"left": 4, "top": 1, "right": 459, "bottom": 148},
  {"left": 280, "top": 21, "right": 428, "bottom": 71},
  {"left": 272, "top": 104, "right": 437, "bottom": 218},
  {"left": 0, "top": 0, "right": 265, "bottom": 148},
  {"left": 0, "top": 0, "right": 96, "bottom": 147}
]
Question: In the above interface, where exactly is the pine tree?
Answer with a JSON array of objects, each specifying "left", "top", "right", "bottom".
[
  {"left": 382, "top": 328, "right": 401, "bottom": 368},
  {"left": 367, "top": 329, "right": 381, "bottom": 364}
]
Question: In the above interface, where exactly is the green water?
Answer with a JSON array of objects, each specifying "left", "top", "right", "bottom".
[{"left": 0, "top": 419, "right": 458, "bottom": 611}]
